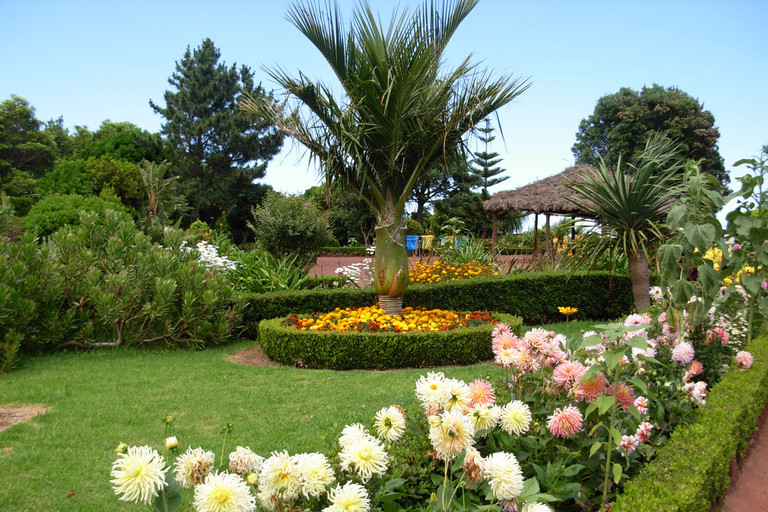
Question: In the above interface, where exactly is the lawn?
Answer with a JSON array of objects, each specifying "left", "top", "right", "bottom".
[{"left": 0, "top": 320, "right": 593, "bottom": 512}]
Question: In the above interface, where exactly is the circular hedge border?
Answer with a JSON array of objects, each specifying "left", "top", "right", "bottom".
[{"left": 258, "top": 313, "right": 522, "bottom": 370}]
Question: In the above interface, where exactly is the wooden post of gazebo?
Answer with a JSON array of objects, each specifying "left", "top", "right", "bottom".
[
  {"left": 533, "top": 213, "right": 539, "bottom": 256},
  {"left": 492, "top": 212, "right": 498, "bottom": 246},
  {"left": 545, "top": 213, "right": 552, "bottom": 258}
]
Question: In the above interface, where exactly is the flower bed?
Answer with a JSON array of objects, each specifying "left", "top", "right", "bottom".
[
  {"left": 613, "top": 331, "right": 768, "bottom": 511},
  {"left": 409, "top": 260, "right": 498, "bottom": 284},
  {"left": 283, "top": 305, "right": 497, "bottom": 332},
  {"left": 259, "top": 312, "right": 522, "bottom": 370}
]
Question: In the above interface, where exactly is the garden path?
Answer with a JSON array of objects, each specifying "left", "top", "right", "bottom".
[{"left": 309, "top": 254, "right": 768, "bottom": 510}]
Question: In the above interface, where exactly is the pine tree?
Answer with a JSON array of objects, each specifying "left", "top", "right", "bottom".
[
  {"left": 469, "top": 118, "right": 511, "bottom": 237},
  {"left": 471, "top": 118, "right": 509, "bottom": 197},
  {"left": 150, "top": 39, "right": 283, "bottom": 224}
]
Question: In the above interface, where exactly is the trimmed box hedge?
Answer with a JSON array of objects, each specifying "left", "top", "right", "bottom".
[
  {"left": 613, "top": 333, "right": 768, "bottom": 511},
  {"left": 258, "top": 313, "right": 522, "bottom": 370},
  {"left": 242, "top": 271, "right": 634, "bottom": 336}
]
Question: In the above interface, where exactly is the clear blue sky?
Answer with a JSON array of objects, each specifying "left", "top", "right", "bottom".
[{"left": 2, "top": 0, "right": 766, "bottom": 216}]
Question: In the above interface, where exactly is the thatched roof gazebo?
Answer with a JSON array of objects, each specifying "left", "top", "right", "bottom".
[{"left": 484, "top": 165, "right": 598, "bottom": 253}]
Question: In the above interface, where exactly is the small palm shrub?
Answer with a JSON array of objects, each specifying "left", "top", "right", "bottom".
[
  {"left": 440, "top": 237, "right": 495, "bottom": 266},
  {"left": 229, "top": 250, "right": 311, "bottom": 293}
]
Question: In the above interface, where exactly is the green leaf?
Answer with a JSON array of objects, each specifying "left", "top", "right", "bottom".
[
  {"left": 671, "top": 280, "right": 695, "bottom": 307},
  {"left": 613, "top": 462, "right": 623, "bottom": 484},
  {"left": 153, "top": 471, "right": 183, "bottom": 512},
  {"left": 585, "top": 401, "right": 598, "bottom": 419},
  {"left": 612, "top": 427, "right": 623, "bottom": 447},
  {"left": 666, "top": 204, "right": 687, "bottom": 229},
  {"left": 629, "top": 376, "right": 648, "bottom": 395},
  {"left": 520, "top": 477, "right": 540, "bottom": 499},
  {"left": 562, "top": 464, "right": 585, "bottom": 477},
  {"left": 582, "top": 334, "right": 603, "bottom": 348},
  {"left": 590, "top": 440, "right": 602, "bottom": 457},
  {"left": 596, "top": 395, "right": 615, "bottom": 415},
  {"left": 624, "top": 335, "right": 648, "bottom": 351},
  {"left": 658, "top": 243, "right": 683, "bottom": 280},
  {"left": 684, "top": 222, "right": 716, "bottom": 250},
  {"left": 603, "top": 351, "right": 625, "bottom": 370},
  {"left": 697, "top": 262, "right": 720, "bottom": 299}
]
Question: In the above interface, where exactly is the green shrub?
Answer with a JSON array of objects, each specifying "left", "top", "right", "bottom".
[
  {"left": 613, "top": 333, "right": 768, "bottom": 511},
  {"left": 0, "top": 209, "right": 246, "bottom": 370},
  {"left": 320, "top": 246, "right": 368, "bottom": 256},
  {"left": 241, "top": 271, "right": 633, "bottom": 333},
  {"left": 258, "top": 313, "right": 522, "bottom": 369},
  {"left": 21, "top": 193, "right": 131, "bottom": 236},
  {"left": 405, "top": 217, "right": 424, "bottom": 235},
  {"left": 248, "top": 192, "right": 332, "bottom": 258}
]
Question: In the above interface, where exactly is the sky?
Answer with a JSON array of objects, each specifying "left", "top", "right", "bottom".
[{"left": 2, "top": 0, "right": 767, "bottom": 221}]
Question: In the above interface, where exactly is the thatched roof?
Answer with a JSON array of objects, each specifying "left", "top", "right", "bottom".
[{"left": 484, "top": 165, "right": 599, "bottom": 215}]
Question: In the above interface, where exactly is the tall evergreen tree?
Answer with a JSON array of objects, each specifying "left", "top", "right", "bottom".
[
  {"left": 469, "top": 118, "right": 510, "bottom": 237},
  {"left": 150, "top": 39, "right": 283, "bottom": 224},
  {"left": 471, "top": 118, "right": 508, "bottom": 195}
]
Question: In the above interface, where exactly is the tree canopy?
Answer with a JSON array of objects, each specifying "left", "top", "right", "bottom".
[
  {"left": 571, "top": 84, "right": 727, "bottom": 189},
  {"left": 0, "top": 95, "right": 57, "bottom": 181},
  {"left": 150, "top": 38, "right": 283, "bottom": 224}
]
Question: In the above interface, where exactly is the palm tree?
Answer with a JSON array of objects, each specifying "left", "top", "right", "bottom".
[
  {"left": 241, "top": 0, "right": 529, "bottom": 315},
  {"left": 564, "top": 134, "right": 686, "bottom": 312}
]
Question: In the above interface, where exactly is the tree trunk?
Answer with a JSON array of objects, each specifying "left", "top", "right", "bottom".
[
  {"left": 628, "top": 248, "right": 651, "bottom": 312},
  {"left": 374, "top": 213, "right": 409, "bottom": 316}
]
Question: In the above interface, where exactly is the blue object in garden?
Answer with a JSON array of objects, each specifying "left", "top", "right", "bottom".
[{"left": 406, "top": 235, "right": 419, "bottom": 251}]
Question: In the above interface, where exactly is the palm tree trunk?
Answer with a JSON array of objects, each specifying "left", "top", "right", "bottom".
[
  {"left": 374, "top": 219, "right": 409, "bottom": 316},
  {"left": 628, "top": 249, "right": 651, "bottom": 312}
]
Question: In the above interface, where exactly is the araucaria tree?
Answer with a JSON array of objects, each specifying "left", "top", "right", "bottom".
[
  {"left": 572, "top": 84, "right": 728, "bottom": 189},
  {"left": 150, "top": 39, "right": 283, "bottom": 224},
  {"left": 242, "top": 0, "right": 529, "bottom": 315}
]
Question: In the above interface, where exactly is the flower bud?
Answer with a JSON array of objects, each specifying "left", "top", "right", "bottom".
[
  {"left": 165, "top": 436, "right": 178, "bottom": 450},
  {"left": 115, "top": 442, "right": 128, "bottom": 454},
  {"left": 164, "top": 415, "right": 174, "bottom": 424},
  {"left": 246, "top": 472, "right": 258, "bottom": 485}
]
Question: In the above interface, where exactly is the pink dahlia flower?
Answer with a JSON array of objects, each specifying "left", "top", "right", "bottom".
[
  {"left": 552, "top": 361, "right": 587, "bottom": 391},
  {"left": 576, "top": 373, "right": 607, "bottom": 403},
  {"left": 635, "top": 421, "right": 653, "bottom": 443},
  {"left": 607, "top": 381, "right": 635, "bottom": 411},
  {"left": 468, "top": 379, "right": 496, "bottom": 407},
  {"left": 633, "top": 396, "right": 649, "bottom": 415},
  {"left": 492, "top": 323, "right": 512, "bottom": 339},
  {"left": 618, "top": 435, "right": 640, "bottom": 456},
  {"left": 493, "top": 332, "right": 520, "bottom": 354},
  {"left": 672, "top": 342, "right": 695, "bottom": 364},
  {"left": 735, "top": 351, "right": 754, "bottom": 369},
  {"left": 547, "top": 405, "right": 583, "bottom": 438}
]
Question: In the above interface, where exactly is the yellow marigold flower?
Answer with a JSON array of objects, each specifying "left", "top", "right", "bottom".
[{"left": 557, "top": 306, "right": 578, "bottom": 316}]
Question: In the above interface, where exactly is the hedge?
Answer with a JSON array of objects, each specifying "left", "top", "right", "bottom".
[
  {"left": 320, "top": 246, "right": 369, "bottom": 256},
  {"left": 242, "top": 271, "right": 634, "bottom": 335},
  {"left": 613, "top": 333, "right": 768, "bottom": 511},
  {"left": 258, "top": 313, "right": 522, "bottom": 370}
]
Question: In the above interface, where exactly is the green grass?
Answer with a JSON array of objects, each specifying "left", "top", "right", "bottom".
[
  {"left": 0, "top": 340, "right": 504, "bottom": 511},
  {"left": 0, "top": 320, "right": 599, "bottom": 511}
]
